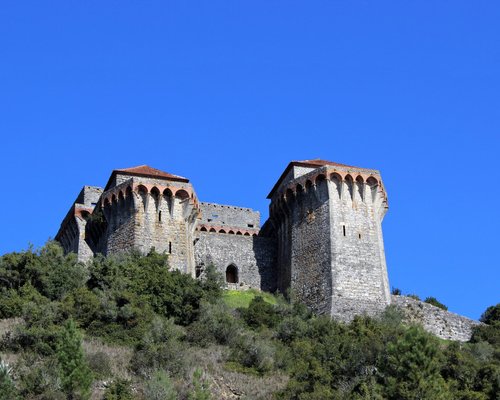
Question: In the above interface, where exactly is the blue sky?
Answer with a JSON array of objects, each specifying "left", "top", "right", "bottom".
[{"left": 1, "top": 1, "right": 498, "bottom": 319}]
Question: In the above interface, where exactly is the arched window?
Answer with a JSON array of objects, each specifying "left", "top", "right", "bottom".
[{"left": 226, "top": 264, "right": 238, "bottom": 284}]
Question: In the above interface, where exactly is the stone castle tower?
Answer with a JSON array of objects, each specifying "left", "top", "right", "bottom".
[
  {"left": 56, "top": 159, "right": 391, "bottom": 320},
  {"left": 266, "top": 160, "right": 390, "bottom": 319}
]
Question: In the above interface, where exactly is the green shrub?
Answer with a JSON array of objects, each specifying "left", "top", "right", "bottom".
[
  {"left": 87, "top": 351, "right": 113, "bottom": 378},
  {"left": 188, "top": 368, "right": 211, "bottom": 400},
  {"left": 241, "top": 296, "right": 279, "bottom": 329},
  {"left": 198, "top": 264, "right": 224, "bottom": 304},
  {"left": 144, "top": 370, "right": 178, "bottom": 400},
  {"left": 229, "top": 332, "right": 276, "bottom": 374},
  {"left": 103, "top": 379, "right": 133, "bottom": 400},
  {"left": 131, "top": 317, "right": 186, "bottom": 378},
  {"left": 425, "top": 296, "right": 448, "bottom": 311},
  {"left": 1, "top": 300, "right": 64, "bottom": 356},
  {"left": 0, "top": 357, "right": 19, "bottom": 400},
  {"left": 61, "top": 287, "right": 100, "bottom": 328},
  {"left": 480, "top": 303, "right": 500, "bottom": 325},
  {"left": 16, "top": 354, "right": 66, "bottom": 400},
  {"left": 276, "top": 315, "right": 308, "bottom": 344},
  {"left": 187, "top": 301, "right": 240, "bottom": 347}
]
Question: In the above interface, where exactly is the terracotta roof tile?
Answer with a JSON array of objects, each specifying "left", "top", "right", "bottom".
[
  {"left": 115, "top": 165, "right": 188, "bottom": 181},
  {"left": 104, "top": 165, "right": 189, "bottom": 190},
  {"left": 294, "top": 159, "right": 360, "bottom": 169}
]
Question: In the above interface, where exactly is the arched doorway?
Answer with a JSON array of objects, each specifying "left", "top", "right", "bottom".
[{"left": 226, "top": 264, "right": 238, "bottom": 284}]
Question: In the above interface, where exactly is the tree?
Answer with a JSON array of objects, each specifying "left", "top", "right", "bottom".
[
  {"left": 383, "top": 326, "right": 451, "bottom": 400},
  {"left": 56, "top": 319, "right": 93, "bottom": 399},
  {"left": 480, "top": 303, "right": 500, "bottom": 325}
]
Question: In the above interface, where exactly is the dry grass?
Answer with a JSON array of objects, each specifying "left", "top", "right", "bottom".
[
  {"left": 182, "top": 345, "right": 288, "bottom": 400},
  {"left": 83, "top": 337, "right": 133, "bottom": 379},
  {"left": 0, "top": 318, "right": 23, "bottom": 367},
  {"left": 83, "top": 337, "right": 135, "bottom": 400}
]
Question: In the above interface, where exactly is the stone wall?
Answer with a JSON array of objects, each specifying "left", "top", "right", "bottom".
[
  {"left": 288, "top": 179, "right": 333, "bottom": 315},
  {"left": 392, "top": 295, "right": 481, "bottom": 342},
  {"left": 75, "top": 186, "right": 103, "bottom": 207},
  {"left": 199, "top": 203, "right": 260, "bottom": 230},
  {"left": 194, "top": 232, "right": 276, "bottom": 291}
]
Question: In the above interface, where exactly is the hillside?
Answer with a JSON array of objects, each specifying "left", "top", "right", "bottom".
[{"left": 0, "top": 242, "right": 499, "bottom": 399}]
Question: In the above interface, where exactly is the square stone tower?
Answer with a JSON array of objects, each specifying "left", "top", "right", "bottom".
[{"left": 267, "top": 159, "right": 391, "bottom": 320}]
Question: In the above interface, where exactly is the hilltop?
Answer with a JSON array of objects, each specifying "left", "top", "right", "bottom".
[{"left": 0, "top": 243, "right": 499, "bottom": 399}]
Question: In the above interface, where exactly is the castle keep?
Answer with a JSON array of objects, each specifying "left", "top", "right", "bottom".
[{"left": 57, "top": 159, "right": 392, "bottom": 320}]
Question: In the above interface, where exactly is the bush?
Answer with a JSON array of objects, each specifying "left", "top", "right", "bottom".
[
  {"left": 276, "top": 315, "right": 308, "bottom": 344},
  {"left": 425, "top": 296, "right": 448, "bottom": 311},
  {"left": 88, "top": 250, "right": 206, "bottom": 325},
  {"left": 0, "top": 357, "right": 19, "bottom": 400},
  {"left": 15, "top": 354, "right": 66, "bottom": 400},
  {"left": 198, "top": 264, "right": 224, "bottom": 304},
  {"left": 188, "top": 368, "right": 211, "bottom": 400},
  {"left": 131, "top": 317, "right": 186, "bottom": 378},
  {"left": 144, "top": 370, "right": 178, "bottom": 400},
  {"left": 480, "top": 303, "right": 500, "bottom": 325},
  {"left": 103, "top": 379, "right": 133, "bottom": 400},
  {"left": 187, "top": 301, "right": 240, "bottom": 347},
  {"left": 229, "top": 333, "right": 276, "bottom": 374},
  {"left": 0, "top": 242, "right": 87, "bottom": 301},
  {"left": 87, "top": 351, "right": 113, "bottom": 378},
  {"left": 1, "top": 300, "right": 65, "bottom": 356},
  {"left": 241, "top": 296, "right": 279, "bottom": 329}
]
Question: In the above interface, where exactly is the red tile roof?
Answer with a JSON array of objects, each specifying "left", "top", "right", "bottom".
[
  {"left": 115, "top": 165, "right": 188, "bottom": 181},
  {"left": 105, "top": 165, "right": 189, "bottom": 190},
  {"left": 293, "top": 159, "right": 360, "bottom": 169}
]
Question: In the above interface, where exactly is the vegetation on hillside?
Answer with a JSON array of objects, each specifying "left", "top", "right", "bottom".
[{"left": 0, "top": 241, "right": 499, "bottom": 399}]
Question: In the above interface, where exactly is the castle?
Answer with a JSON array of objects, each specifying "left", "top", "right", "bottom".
[{"left": 56, "top": 159, "right": 392, "bottom": 320}]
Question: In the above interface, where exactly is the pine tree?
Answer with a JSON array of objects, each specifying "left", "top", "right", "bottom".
[
  {"left": 383, "top": 326, "right": 451, "bottom": 400},
  {"left": 56, "top": 319, "right": 93, "bottom": 399}
]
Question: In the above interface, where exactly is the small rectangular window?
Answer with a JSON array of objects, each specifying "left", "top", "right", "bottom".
[
  {"left": 168, "top": 242, "right": 172, "bottom": 254},
  {"left": 247, "top": 224, "right": 254, "bottom": 228},
  {"left": 343, "top": 225, "right": 346, "bottom": 236}
]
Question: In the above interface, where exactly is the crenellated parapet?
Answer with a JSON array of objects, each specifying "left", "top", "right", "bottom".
[
  {"left": 100, "top": 179, "right": 200, "bottom": 225},
  {"left": 269, "top": 165, "right": 388, "bottom": 221}
]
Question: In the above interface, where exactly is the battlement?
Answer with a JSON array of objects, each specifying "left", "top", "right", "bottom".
[{"left": 197, "top": 202, "right": 260, "bottom": 235}]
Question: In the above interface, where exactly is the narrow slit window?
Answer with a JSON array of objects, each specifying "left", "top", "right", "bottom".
[
  {"left": 168, "top": 241, "right": 172, "bottom": 254},
  {"left": 158, "top": 211, "right": 162, "bottom": 222},
  {"left": 358, "top": 233, "right": 361, "bottom": 239},
  {"left": 343, "top": 225, "right": 346, "bottom": 236}
]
